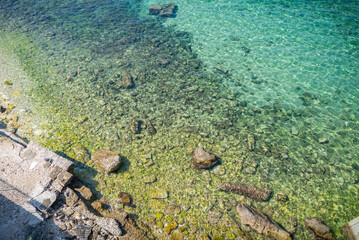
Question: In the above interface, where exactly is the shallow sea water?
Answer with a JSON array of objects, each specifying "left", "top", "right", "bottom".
[{"left": 0, "top": 0, "right": 359, "bottom": 239}]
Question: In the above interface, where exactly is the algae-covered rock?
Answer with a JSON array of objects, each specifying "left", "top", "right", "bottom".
[
  {"left": 192, "top": 147, "right": 218, "bottom": 169},
  {"left": 236, "top": 204, "right": 291, "bottom": 240},
  {"left": 304, "top": 218, "right": 334, "bottom": 240},
  {"left": 130, "top": 119, "right": 141, "bottom": 134},
  {"left": 92, "top": 148, "right": 122, "bottom": 173},
  {"left": 118, "top": 192, "right": 134, "bottom": 207},
  {"left": 149, "top": 189, "right": 168, "bottom": 199}
]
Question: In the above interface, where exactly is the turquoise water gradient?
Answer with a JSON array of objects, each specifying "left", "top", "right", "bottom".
[{"left": 1, "top": 0, "right": 358, "bottom": 238}]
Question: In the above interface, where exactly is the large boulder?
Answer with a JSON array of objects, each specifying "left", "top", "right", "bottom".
[
  {"left": 304, "top": 218, "right": 335, "bottom": 240},
  {"left": 92, "top": 148, "right": 122, "bottom": 173},
  {"left": 192, "top": 147, "right": 218, "bottom": 169},
  {"left": 236, "top": 204, "right": 291, "bottom": 240}
]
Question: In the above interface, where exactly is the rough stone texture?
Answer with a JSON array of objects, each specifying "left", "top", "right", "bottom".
[
  {"left": 305, "top": 218, "right": 335, "bottom": 240},
  {"left": 218, "top": 182, "right": 272, "bottom": 202},
  {"left": 92, "top": 148, "right": 123, "bottom": 173},
  {"left": 96, "top": 217, "right": 123, "bottom": 236},
  {"left": 149, "top": 5, "right": 162, "bottom": 15},
  {"left": 342, "top": 216, "right": 359, "bottom": 240},
  {"left": 64, "top": 187, "right": 79, "bottom": 207},
  {"left": 75, "top": 185, "right": 93, "bottom": 200},
  {"left": 192, "top": 147, "right": 218, "bottom": 169},
  {"left": 236, "top": 204, "right": 291, "bottom": 240}
]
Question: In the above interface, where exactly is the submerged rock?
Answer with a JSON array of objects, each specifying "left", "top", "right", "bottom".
[
  {"left": 247, "top": 134, "right": 255, "bottom": 151},
  {"left": 192, "top": 147, "right": 218, "bottom": 169},
  {"left": 130, "top": 119, "right": 141, "bottom": 134},
  {"left": 236, "top": 204, "right": 291, "bottom": 240},
  {"left": 92, "top": 148, "right": 122, "bottom": 173},
  {"left": 217, "top": 182, "right": 272, "bottom": 202},
  {"left": 149, "top": 189, "right": 168, "bottom": 199},
  {"left": 146, "top": 120, "right": 156, "bottom": 135},
  {"left": 149, "top": 3, "right": 177, "bottom": 17},
  {"left": 75, "top": 185, "right": 93, "bottom": 201},
  {"left": 118, "top": 192, "right": 134, "bottom": 207},
  {"left": 121, "top": 71, "right": 134, "bottom": 89},
  {"left": 304, "top": 218, "right": 334, "bottom": 240}
]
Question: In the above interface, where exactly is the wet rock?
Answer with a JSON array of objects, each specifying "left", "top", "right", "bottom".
[
  {"left": 149, "top": 5, "right": 162, "bottom": 15},
  {"left": 164, "top": 220, "right": 178, "bottom": 234},
  {"left": 75, "top": 185, "right": 93, "bottom": 201},
  {"left": 236, "top": 204, "right": 291, "bottom": 240},
  {"left": 217, "top": 182, "right": 272, "bottom": 202},
  {"left": 241, "top": 46, "right": 250, "bottom": 53},
  {"left": 248, "top": 134, "right": 255, "bottom": 151},
  {"left": 208, "top": 211, "right": 222, "bottom": 226},
  {"left": 91, "top": 201, "right": 103, "bottom": 212},
  {"left": 118, "top": 192, "right": 134, "bottom": 207},
  {"left": 121, "top": 71, "right": 134, "bottom": 89},
  {"left": 341, "top": 216, "right": 359, "bottom": 240},
  {"left": 92, "top": 148, "right": 122, "bottom": 173},
  {"left": 304, "top": 218, "right": 334, "bottom": 240},
  {"left": 165, "top": 203, "right": 181, "bottom": 215},
  {"left": 96, "top": 218, "right": 122, "bottom": 236},
  {"left": 212, "top": 165, "right": 226, "bottom": 175},
  {"left": 291, "top": 127, "right": 299, "bottom": 135},
  {"left": 130, "top": 119, "right": 141, "bottom": 134},
  {"left": 318, "top": 137, "right": 329, "bottom": 144},
  {"left": 143, "top": 175, "right": 157, "bottom": 184},
  {"left": 192, "top": 147, "right": 218, "bottom": 169},
  {"left": 276, "top": 193, "right": 288, "bottom": 202},
  {"left": 4, "top": 80, "right": 13, "bottom": 85},
  {"left": 149, "top": 189, "right": 168, "bottom": 199},
  {"left": 146, "top": 120, "right": 156, "bottom": 135},
  {"left": 149, "top": 3, "right": 177, "bottom": 18}
]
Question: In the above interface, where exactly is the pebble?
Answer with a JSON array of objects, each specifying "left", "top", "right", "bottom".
[{"left": 143, "top": 175, "right": 157, "bottom": 184}]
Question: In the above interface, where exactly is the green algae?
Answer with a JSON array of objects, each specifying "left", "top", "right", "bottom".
[{"left": 0, "top": 0, "right": 358, "bottom": 239}]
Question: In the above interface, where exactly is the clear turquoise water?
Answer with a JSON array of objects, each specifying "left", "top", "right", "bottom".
[{"left": 0, "top": 0, "right": 358, "bottom": 238}]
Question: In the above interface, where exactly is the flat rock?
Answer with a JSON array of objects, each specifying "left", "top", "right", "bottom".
[
  {"left": 304, "top": 218, "right": 334, "bottom": 240},
  {"left": 236, "top": 204, "right": 291, "bottom": 240},
  {"left": 218, "top": 182, "right": 272, "bottom": 202},
  {"left": 192, "top": 147, "right": 218, "bottom": 169},
  {"left": 92, "top": 148, "right": 122, "bottom": 173},
  {"left": 149, "top": 189, "right": 168, "bottom": 199}
]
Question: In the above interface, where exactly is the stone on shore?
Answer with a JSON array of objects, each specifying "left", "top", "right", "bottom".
[
  {"left": 75, "top": 185, "right": 93, "bottom": 201},
  {"left": 96, "top": 217, "right": 123, "bottom": 236},
  {"left": 192, "top": 147, "right": 218, "bottom": 169},
  {"left": 218, "top": 182, "right": 272, "bottom": 202},
  {"left": 236, "top": 204, "right": 291, "bottom": 240},
  {"left": 92, "top": 148, "right": 122, "bottom": 173},
  {"left": 304, "top": 218, "right": 334, "bottom": 240}
]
